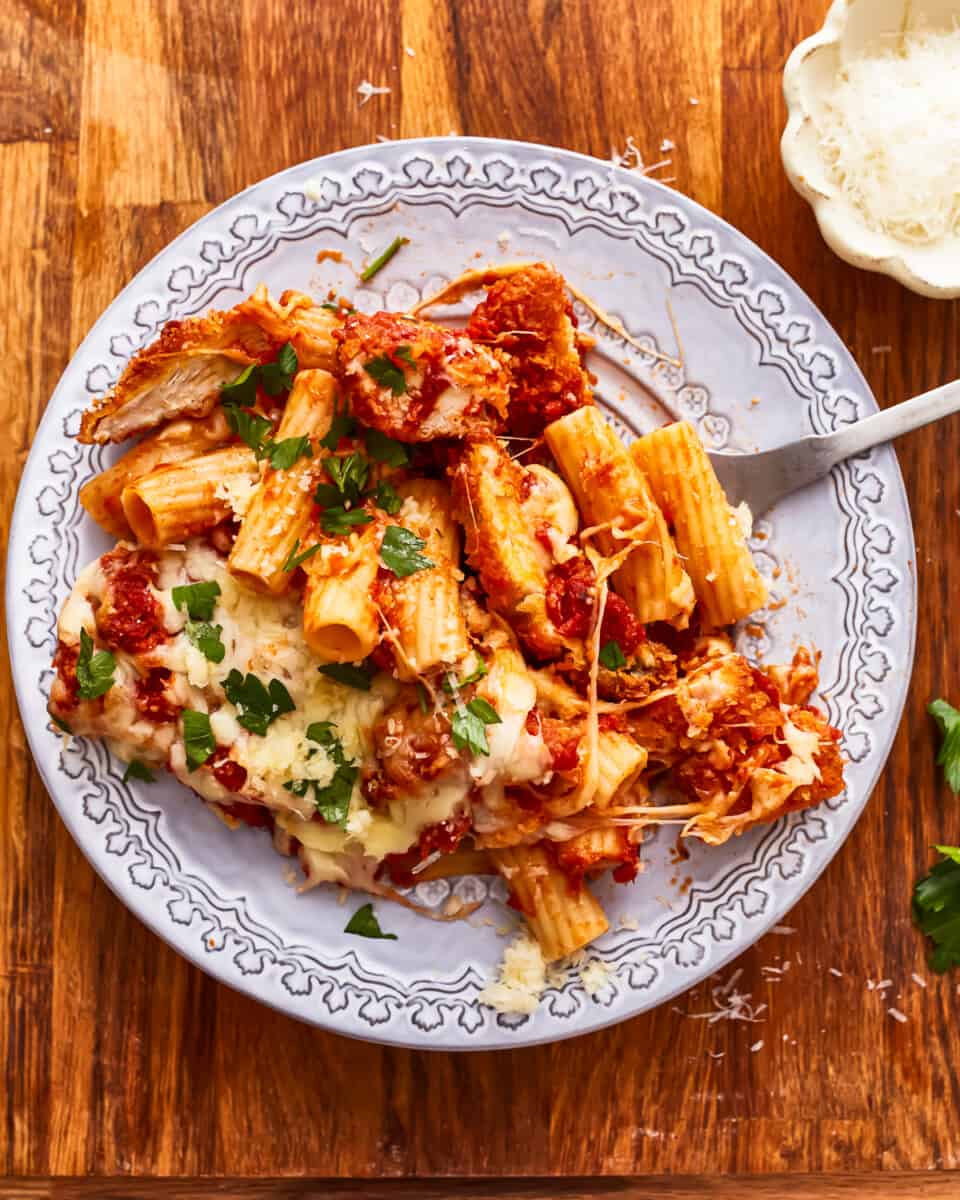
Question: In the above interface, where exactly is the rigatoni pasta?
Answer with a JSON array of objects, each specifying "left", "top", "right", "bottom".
[{"left": 631, "top": 420, "right": 769, "bottom": 627}]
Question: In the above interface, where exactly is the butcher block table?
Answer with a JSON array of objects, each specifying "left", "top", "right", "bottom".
[{"left": 3, "top": 0, "right": 960, "bottom": 1196}]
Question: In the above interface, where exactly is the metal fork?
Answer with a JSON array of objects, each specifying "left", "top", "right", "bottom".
[{"left": 706, "top": 378, "right": 960, "bottom": 516}]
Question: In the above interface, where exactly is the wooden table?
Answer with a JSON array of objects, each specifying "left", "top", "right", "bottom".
[{"left": 3, "top": 0, "right": 960, "bottom": 1195}]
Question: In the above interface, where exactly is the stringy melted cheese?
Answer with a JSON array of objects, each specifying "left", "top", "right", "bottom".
[{"left": 819, "top": 27, "right": 960, "bottom": 244}]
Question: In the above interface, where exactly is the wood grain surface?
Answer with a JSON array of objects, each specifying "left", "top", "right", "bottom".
[{"left": 2, "top": 0, "right": 959, "bottom": 1191}]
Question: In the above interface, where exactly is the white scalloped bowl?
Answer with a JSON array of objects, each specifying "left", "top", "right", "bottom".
[{"left": 782, "top": 0, "right": 960, "bottom": 298}]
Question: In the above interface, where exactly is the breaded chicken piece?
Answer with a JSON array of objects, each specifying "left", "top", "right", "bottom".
[
  {"left": 336, "top": 311, "right": 510, "bottom": 441},
  {"left": 79, "top": 287, "right": 339, "bottom": 444},
  {"left": 466, "top": 263, "right": 592, "bottom": 436}
]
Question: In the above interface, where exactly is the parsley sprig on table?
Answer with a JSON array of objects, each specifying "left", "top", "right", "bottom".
[
  {"left": 929, "top": 699, "right": 960, "bottom": 793},
  {"left": 914, "top": 846, "right": 960, "bottom": 972}
]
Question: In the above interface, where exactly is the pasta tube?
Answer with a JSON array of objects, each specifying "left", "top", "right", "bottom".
[
  {"left": 631, "top": 421, "right": 768, "bottom": 627},
  {"left": 302, "top": 521, "right": 382, "bottom": 663},
  {"left": 229, "top": 370, "right": 336, "bottom": 594},
  {"left": 491, "top": 844, "right": 609, "bottom": 961},
  {"left": 121, "top": 445, "right": 258, "bottom": 548},
  {"left": 544, "top": 406, "right": 695, "bottom": 627}
]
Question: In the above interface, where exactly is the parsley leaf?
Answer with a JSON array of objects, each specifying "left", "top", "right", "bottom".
[
  {"left": 442, "top": 659, "right": 488, "bottom": 694},
  {"left": 323, "top": 452, "right": 369, "bottom": 503},
  {"left": 319, "top": 401, "right": 355, "bottom": 451},
  {"left": 259, "top": 341, "right": 298, "bottom": 395},
  {"left": 76, "top": 628, "right": 116, "bottom": 700},
  {"left": 380, "top": 525, "right": 434, "bottom": 577},
  {"left": 51, "top": 714, "right": 73, "bottom": 735},
  {"left": 172, "top": 580, "right": 221, "bottom": 621},
  {"left": 914, "top": 845, "right": 960, "bottom": 972},
  {"left": 318, "top": 662, "right": 373, "bottom": 691},
  {"left": 320, "top": 506, "right": 373, "bottom": 536},
  {"left": 371, "top": 479, "right": 402, "bottom": 515},
  {"left": 123, "top": 759, "right": 156, "bottom": 784},
  {"left": 360, "top": 235, "right": 409, "bottom": 283},
  {"left": 184, "top": 620, "right": 226, "bottom": 664},
  {"left": 282, "top": 538, "right": 323, "bottom": 573},
  {"left": 285, "top": 759, "right": 357, "bottom": 827},
  {"left": 182, "top": 709, "right": 216, "bottom": 769},
  {"left": 345, "top": 902, "right": 398, "bottom": 939},
  {"left": 306, "top": 721, "right": 340, "bottom": 749},
  {"left": 364, "top": 427, "right": 410, "bottom": 467},
  {"left": 222, "top": 670, "right": 295, "bottom": 736},
  {"left": 599, "top": 639, "right": 627, "bottom": 671},
  {"left": 265, "top": 435, "right": 312, "bottom": 471},
  {"left": 363, "top": 354, "right": 407, "bottom": 396},
  {"left": 451, "top": 697, "right": 502, "bottom": 757},
  {"left": 221, "top": 363, "right": 259, "bottom": 407},
  {"left": 225, "top": 405, "right": 273, "bottom": 456},
  {"left": 930, "top": 699, "right": 960, "bottom": 793}
]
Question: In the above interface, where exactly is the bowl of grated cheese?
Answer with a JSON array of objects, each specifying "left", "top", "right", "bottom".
[{"left": 781, "top": 0, "right": 960, "bottom": 297}]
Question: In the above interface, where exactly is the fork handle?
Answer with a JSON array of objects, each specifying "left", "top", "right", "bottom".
[{"left": 818, "top": 378, "right": 960, "bottom": 464}]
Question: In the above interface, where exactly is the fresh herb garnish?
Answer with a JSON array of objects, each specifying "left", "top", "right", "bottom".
[
  {"left": 416, "top": 683, "right": 431, "bottom": 715},
  {"left": 320, "top": 506, "right": 373, "bottom": 536},
  {"left": 182, "top": 709, "right": 216, "bottom": 769},
  {"left": 599, "top": 639, "right": 627, "bottom": 671},
  {"left": 306, "top": 721, "right": 340, "bottom": 748},
  {"left": 345, "top": 901, "right": 398, "bottom": 939},
  {"left": 363, "top": 354, "right": 407, "bottom": 397},
  {"left": 225, "top": 404, "right": 273, "bottom": 456},
  {"left": 51, "top": 714, "right": 73, "bottom": 735},
  {"left": 360, "top": 235, "right": 409, "bottom": 283},
  {"left": 324, "top": 452, "right": 370, "bottom": 503},
  {"left": 318, "top": 662, "right": 373, "bottom": 691},
  {"left": 220, "top": 363, "right": 259, "bottom": 407},
  {"left": 451, "top": 697, "right": 502, "bottom": 757},
  {"left": 914, "top": 845, "right": 960, "bottom": 971},
  {"left": 442, "top": 659, "right": 488, "bottom": 694},
  {"left": 320, "top": 402, "right": 356, "bottom": 451},
  {"left": 184, "top": 620, "right": 226, "bottom": 664},
  {"left": 285, "top": 760, "right": 358, "bottom": 827},
  {"left": 259, "top": 342, "right": 298, "bottom": 395},
  {"left": 222, "top": 670, "right": 295, "bottom": 736},
  {"left": 371, "top": 479, "right": 402, "bottom": 515},
  {"left": 380, "top": 525, "right": 434, "bottom": 577},
  {"left": 282, "top": 538, "right": 323, "bottom": 573},
  {"left": 123, "top": 759, "right": 156, "bottom": 784},
  {"left": 172, "top": 580, "right": 221, "bottom": 621},
  {"left": 929, "top": 699, "right": 960, "bottom": 793},
  {"left": 265, "top": 435, "right": 313, "bottom": 471},
  {"left": 76, "top": 628, "right": 116, "bottom": 700},
  {"left": 364, "top": 427, "right": 410, "bottom": 467}
]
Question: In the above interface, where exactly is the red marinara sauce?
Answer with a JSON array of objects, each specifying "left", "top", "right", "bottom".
[
  {"left": 97, "top": 551, "right": 167, "bottom": 655},
  {"left": 208, "top": 747, "right": 249, "bottom": 795},
  {"left": 135, "top": 668, "right": 178, "bottom": 723},
  {"left": 545, "top": 557, "right": 595, "bottom": 639},
  {"left": 381, "top": 810, "right": 471, "bottom": 888},
  {"left": 52, "top": 641, "right": 80, "bottom": 711}
]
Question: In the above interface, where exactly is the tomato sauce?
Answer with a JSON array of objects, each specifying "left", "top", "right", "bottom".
[
  {"left": 545, "top": 557, "right": 595, "bottom": 639},
  {"left": 135, "top": 668, "right": 177, "bottom": 722},
  {"left": 208, "top": 747, "right": 249, "bottom": 794},
  {"left": 98, "top": 552, "right": 167, "bottom": 654},
  {"left": 52, "top": 641, "right": 80, "bottom": 710}
]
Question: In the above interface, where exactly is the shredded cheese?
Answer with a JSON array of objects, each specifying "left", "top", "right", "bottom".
[
  {"left": 819, "top": 26, "right": 960, "bottom": 244},
  {"left": 477, "top": 931, "right": 548, "bottom": 1014}
]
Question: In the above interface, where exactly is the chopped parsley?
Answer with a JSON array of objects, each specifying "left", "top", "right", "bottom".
[
  {"left": 442, "top": 659, "right": 488, "bottom": 694},
  {"left": 259, "top": 342, "right": 298, "bottom": 395},
  {"left": 320, "top": 506, "right": 373, "bottom": 536},
  {"left": 282, "top": 538, "right": 323, "bottom": 573},
  {"left": 285, "top": 760, "right": 357, "bottom": 827},
  {"left": 363, "top": 354, "right": 407, "bottom": 397},
  {"left": 359, "top": 235, "right": 409, "bottom": 283},
  {"left": 929, "top": 699, "right": 960, "bottom": 793},
  {"left": 264, "top": 435, "right": 313, "bottom": 471},
  {"left": 364, "top": 427, "right": 410, "bottom": 467},
  {"left": 322, "top": 452, "right": 369, "bottom": 504},
  {"left": 182, "top": 709, "right": 216, "bottom": 769},
  {"left": 172, "top": 580, "right": 221, "bottom": 621},
  {"left": 379, "top": 525, "right": 434, "bottom": 577},
  {"left": 599, "top": 639, "right": 627, "bottom": 671},
  {"left": 914, "top": 845, "right": 960, "bottom": 972},
  {"left": 220, "top": 363, "right": 258, "bottom": 407},
  {"left": 76, "top": 628, "right": 116, "bottom": 700},
  {"left": 225, "top": 405, "right": 273, "bottom": 456},
  {"left": 122, "top": 759, "right": 156, "bottom": 784},
  {"left": 184, "top": 620, "right": 226, "bottom": 664},
  {"left": 306, "top": 721, "right": 340, "bottom": 748},
  {"left": 222, "top": 670, "right": 295, "bottom": 736},
  {"left": 319, "top": 401, "right": 355, "bottom": 451},
  {"left": 371, "top": 479, "right": 402, "bottom": 515},
  {"left": 318, "top": 661, "right": 373, "bottom": 691},
  {"left": 345, "top": 902, "right": 398, "bottom": 940},
  {"left": 451, "top": 697, "right": 502, "bottom": 757}
]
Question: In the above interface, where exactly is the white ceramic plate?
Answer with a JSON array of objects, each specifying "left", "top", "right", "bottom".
[{"left": 8, "top": 138, "right": 916, "bottom": 1049}]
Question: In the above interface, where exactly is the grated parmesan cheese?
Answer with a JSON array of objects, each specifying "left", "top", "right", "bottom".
[
  {"left": 357, "top": 80, "right": 391, "bottom": 106},
  {"left": 579, "top": 958, "right": 614, "bottom": 996},
  {"left": 477, "top": 932, "right": 547, "bottom": 1014},
  {"left": 818, "top": 26, "right": 960, "bottom": 244}
]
